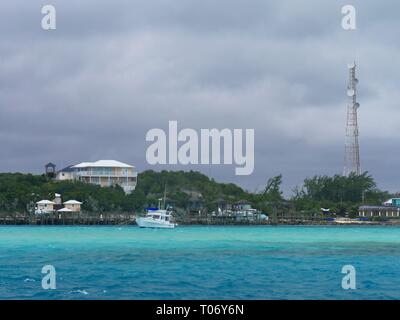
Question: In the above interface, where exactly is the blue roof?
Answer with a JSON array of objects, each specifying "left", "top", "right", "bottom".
[
  {"left": 58, "top": 165, "right": 75, "bottom": 173},
  {"left": 45, "top": 162, "right": 56, "bottom": 167}
]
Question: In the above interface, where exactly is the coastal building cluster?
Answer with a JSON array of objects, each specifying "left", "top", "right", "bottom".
[
  {"left": 213, "top": 200, "right": 268, "bottom": 222},
  {"left": 175, "top": 198, "right": 268, "bottom": 224},
  {"left": 35, "top": 194, "right": 82, "bottom": 215},
  {"left": 46, "top": 160, "right": 137, "bottom": 194},
  {"left": 38, "top": 158, "right": 400, "bottom": 223}
]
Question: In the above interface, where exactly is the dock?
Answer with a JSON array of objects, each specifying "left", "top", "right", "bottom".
[{"left": 0, "top": 213, "right": 136, "bottom": 225}]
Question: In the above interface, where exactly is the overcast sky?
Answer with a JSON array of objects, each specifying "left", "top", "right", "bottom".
[{"left": 1, "top": 0, "right": 399, "bottom": 194}]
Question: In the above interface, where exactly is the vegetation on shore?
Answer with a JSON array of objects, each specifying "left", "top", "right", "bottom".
[{"left": 0, "top": 170, "right": 392, "bottom": 217}]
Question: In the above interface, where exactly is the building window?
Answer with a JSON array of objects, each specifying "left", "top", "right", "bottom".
[{"left": 91, "top": 177, "right": 100, "bottom": 184}]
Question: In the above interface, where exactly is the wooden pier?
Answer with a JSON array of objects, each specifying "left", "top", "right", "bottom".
[
  {"left": 0, "top": 212, "right": 393, "bottom": 226},
  {"left": 0, "top": 213, "right": 136, "bottom": 225}
]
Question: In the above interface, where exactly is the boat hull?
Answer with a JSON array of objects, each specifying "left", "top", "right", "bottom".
[{"left": 136, "top": 217, "right": 176, "bottom": 229}]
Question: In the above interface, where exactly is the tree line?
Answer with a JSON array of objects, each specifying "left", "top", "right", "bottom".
[{"left": 0, "top": 170, "right": 392, "bottom": 216}]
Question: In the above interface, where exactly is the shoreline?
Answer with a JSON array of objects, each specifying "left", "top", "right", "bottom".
[
  {"left": 1, "top": 212, "right": 399, "bottom": 226},
  {"left": 0, "top": 220, "right": 398, "bottom": 227}
]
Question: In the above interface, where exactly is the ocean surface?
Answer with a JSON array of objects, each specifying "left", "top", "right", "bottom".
[{"left": 0, "top": 225, "right": 399, "bottom": 300}]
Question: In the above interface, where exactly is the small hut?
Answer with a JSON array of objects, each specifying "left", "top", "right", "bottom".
[
  {"left": 63, "top": 200, "right": 82, "bottom": 213},
  {"left": 35, "top": 200, "right": 56, "bottom": 214}
]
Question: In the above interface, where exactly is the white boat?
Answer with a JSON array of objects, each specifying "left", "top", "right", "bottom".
[
  {"left": 136, "top": 208, "right": 177, "bottom": 229},
  {"left": 137, "top": 184, "right": 177, "bottom": 229}
]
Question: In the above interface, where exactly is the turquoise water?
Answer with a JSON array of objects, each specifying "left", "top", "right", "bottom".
[{"left": 0, "top": 225, "right": 400, "bottom": 300}]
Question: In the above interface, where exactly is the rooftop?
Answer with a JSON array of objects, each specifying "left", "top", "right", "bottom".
[
  {"left": 63, "top": 200, "right": 83, "bottom": 205},
  {"left": 359, "top": 205, "right": 400, "bottom": 210},
  {"left": 58, "top": 165, "right": 75, "bottom": 173},
  {"left": 73, "top": 160, "right": 134, "bottom": 169},
  {"left": 36, "top": 200, "right": 55, "bottom": 205},
  {"left": 45, "top": 163, "right": 56, "bottom": 167}
]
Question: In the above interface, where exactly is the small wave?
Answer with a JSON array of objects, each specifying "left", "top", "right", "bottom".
[
  {"left": 24, "top": 278, "right": 36, "bottom": 283},
  {"left": 70, "top": 289, "right": 89, "bottom": 295}
]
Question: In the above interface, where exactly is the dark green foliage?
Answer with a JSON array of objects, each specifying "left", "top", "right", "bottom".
[
  {"left": 0, "top": 170, "right": 392, "bottom": 216},
  {"left": 249, "top": 175, "right": 285, "bottom": 213},
  {"left": 0, "top": 170, "right": 249, "bottom": 214},
  {"left": 135, "top": 170, "right": 248, "bottom": 210},
  {"left": 292, "top": 172, "right": 391, "bottom": 215}
]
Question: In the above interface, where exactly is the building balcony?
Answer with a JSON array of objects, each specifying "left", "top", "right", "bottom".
[{"left": 75, "top": 172, "right": 138, "bottom": 178}]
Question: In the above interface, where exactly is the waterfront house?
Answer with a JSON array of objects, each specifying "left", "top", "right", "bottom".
[
  {"left": 358, "top": 205, "right": 400, "bottom": 218},
  {"left": 35, "top": 200, "right": 55, "bottom": 214},
  {"left": 56, "top": 160, "right": 138, "bottom": 194},
  {"left": 216, "top": 198, "right": 233, "bottom": 211},
  {"left": 359, "top": 198, "right": 400, "bottom": 218},
  {"left": 63, "top": 200, "right": 82, "bottom": 213},
  {"left": 234, "top": 200, "right": 252, "bottom": 210},
  {"left": 35, "top": 194, "right": 83, "bottom": 215}
]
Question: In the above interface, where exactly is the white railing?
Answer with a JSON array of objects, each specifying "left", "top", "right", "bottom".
[{"left": 75, "top": 172, "right": 137, "bottom": 178}]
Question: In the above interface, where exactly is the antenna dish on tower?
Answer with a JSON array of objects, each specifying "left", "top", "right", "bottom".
[
  {"left": 347, "top": 89, "right": 355, "bottom": 97},
  {"left": 348, "top": 62, "right": 356, "bottom": 69}
]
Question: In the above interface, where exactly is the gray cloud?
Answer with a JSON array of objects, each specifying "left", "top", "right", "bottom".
[{"left": 0, "top": 0, "right": 399, "bottom": 194}]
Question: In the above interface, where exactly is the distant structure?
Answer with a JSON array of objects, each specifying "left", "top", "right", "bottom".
[
  {"left": 63, "top": 200, "right": 83, "bottom": 212},
  {"left": 56, "top": 160, "right": 138, "bottom": 194},
  {"left": 53, "top": 193, "right": 62, "bottom": 211},
  {"left": 359, "top": 198, "right": 400, "bottom": 219},
  {"left": 343, "top": 62, "right": 361, "bottom": 176},
  {"left": 35, "top": 200, "right": 56, "bottom": 214},
  {"left": 35, "top": 193, "right": 82, "bottom": 215},
  {"left": 45, "top": 162, "right": 56, "bottom": 178}
]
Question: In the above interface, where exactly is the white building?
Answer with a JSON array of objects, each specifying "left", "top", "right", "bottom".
[
  {"left": 56, "top": 160, "right": 138, "bottom": 194},
  {"left": 56, "top": 165, "right": 75, "bottom": 181},
  {"left": 63, "top": 200, "right": 82, "bottom": 212},
  {"left": 35, "top": 200, "right": 55, "bottom": 214}
]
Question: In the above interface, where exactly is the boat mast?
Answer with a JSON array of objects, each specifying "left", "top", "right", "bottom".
[{"left": 163, "top": 181, "right": 167, "bottom": 210}]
